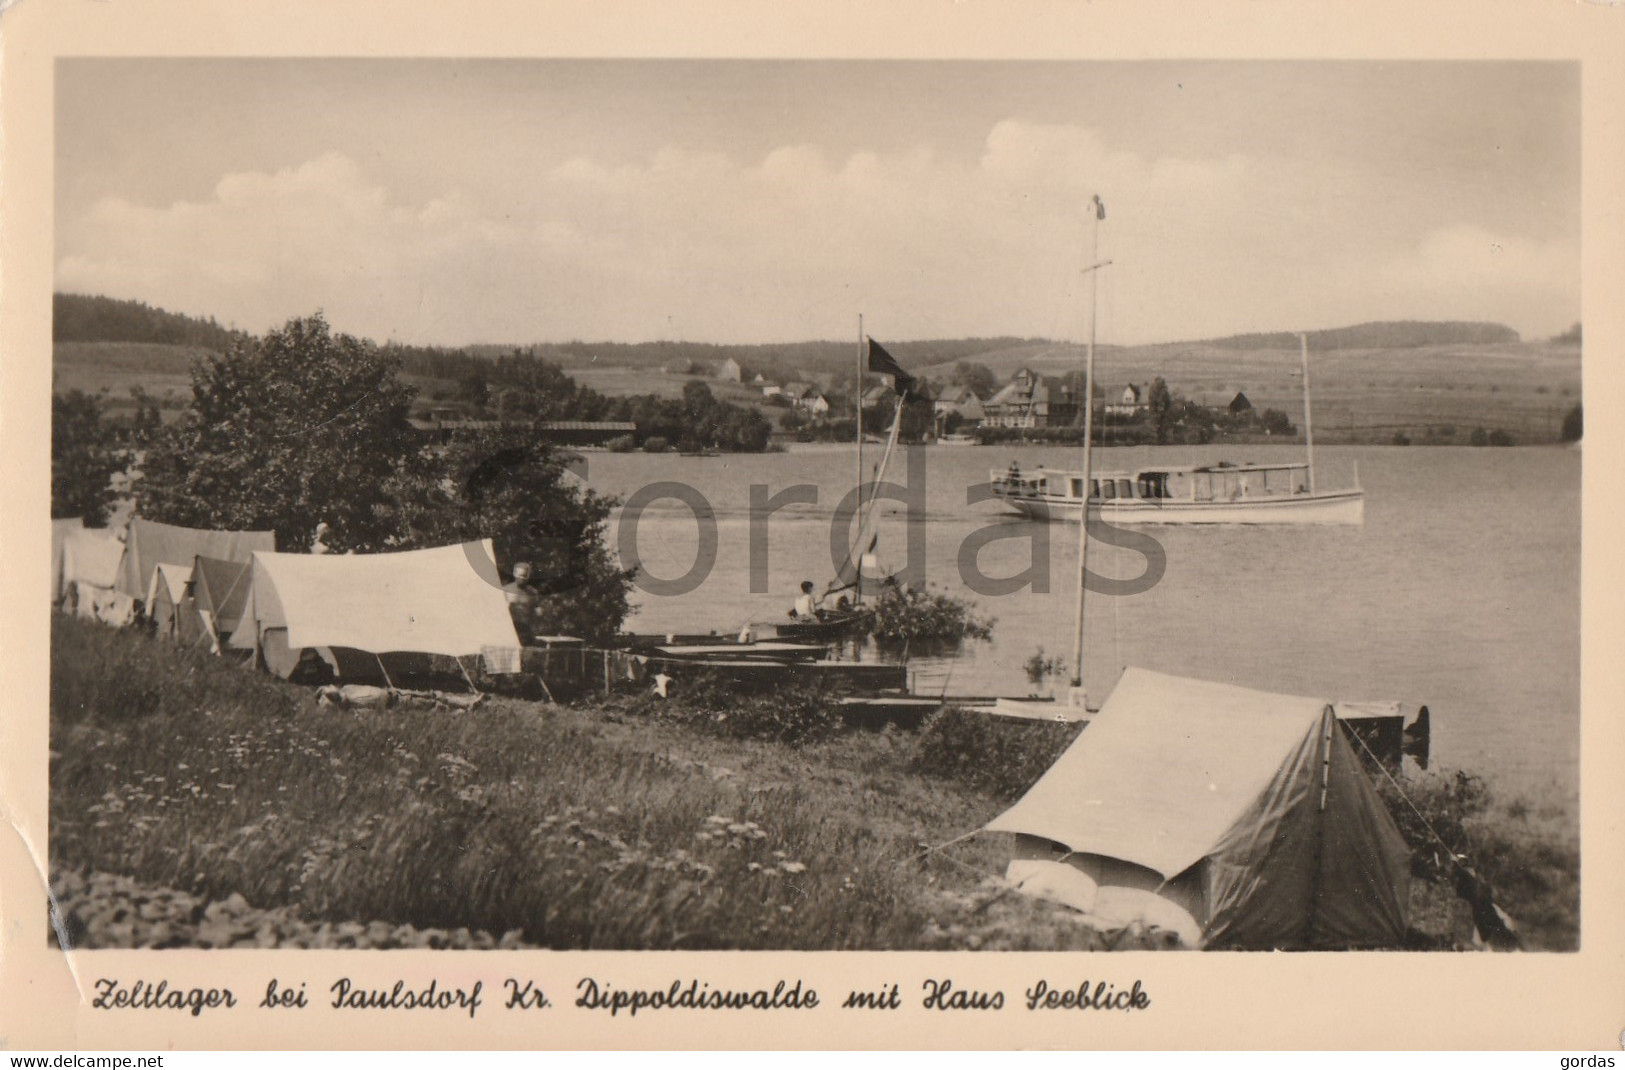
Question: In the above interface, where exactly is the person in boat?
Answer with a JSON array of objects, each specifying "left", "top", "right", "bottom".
[
  {"left": 504, "top": 561, "right": 540, "bottom": 640},
  {"left": 790, "top": 580, "right": 825, "bottom": 621}
]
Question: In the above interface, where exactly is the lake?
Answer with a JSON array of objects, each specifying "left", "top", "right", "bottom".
[{"left": 583, "top": 443, "right": 1580, "bottom": 805}]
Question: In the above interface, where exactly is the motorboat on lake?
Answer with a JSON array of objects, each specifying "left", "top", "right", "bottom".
[{"left": 989, "top": 458, "right": 1364, "bottom": 525}]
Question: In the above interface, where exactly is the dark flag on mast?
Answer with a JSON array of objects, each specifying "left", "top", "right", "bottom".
[
  {"left": 1092, "top": 194, "right": 1106, "bottom": 220},
  {"left": 866, "top": 338, "right": 927, "bottom": 402}
]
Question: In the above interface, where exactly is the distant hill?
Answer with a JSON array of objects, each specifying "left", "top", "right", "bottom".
[
  {"left": 1200, "top": 320, "right": 1520, "bottom": 351},
  {"left": 54, "top": 293, "right": 244, "bottom": 351}
]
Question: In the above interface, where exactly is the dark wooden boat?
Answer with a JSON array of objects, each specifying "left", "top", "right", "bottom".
[{"left": 774, "top": 611, "right": 866, "bottom": 641}]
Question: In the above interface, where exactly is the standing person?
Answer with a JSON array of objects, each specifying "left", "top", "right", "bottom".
[{"left": 504, "top": 561, "right": 539, "bottom": 641}]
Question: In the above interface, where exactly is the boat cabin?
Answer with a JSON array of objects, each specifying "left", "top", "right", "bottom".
[{"left": 996, "top": 461, "right": 1312, "bottom": 503}]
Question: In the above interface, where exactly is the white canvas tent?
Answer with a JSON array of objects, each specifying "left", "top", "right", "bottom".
[
  {"left": 117, "top": 518, "right": 275, "bottom": 601},
  {"left": 59, "top": 528, "right": 135, "bottom": 626},
  {"left": 229, "top": 540, "right": 522, "bottom": 677},
  {"left": 146, "top": 562, "right": 194, "bottom": 640},
  {"left": 51, "top": 517, "right": 84, "bottom": 603},
  {"left": 985, "top": 667, "right": 1412, "bottom": 950}
]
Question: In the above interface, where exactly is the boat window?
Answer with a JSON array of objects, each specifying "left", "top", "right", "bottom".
[
  {"left": 1116, "top": 478, "right": 1133, "bottom": 499},
  {"left": 1099, "top": 479, "right": 1116, "bottom": 500},
  {"left": 1070, "top": 478, "right": 1084, "bottom": 498}
]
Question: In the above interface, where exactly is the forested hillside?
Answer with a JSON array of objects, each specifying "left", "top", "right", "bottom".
[{"left": 54, "top": 293, "right": 243, "bottom": 351}]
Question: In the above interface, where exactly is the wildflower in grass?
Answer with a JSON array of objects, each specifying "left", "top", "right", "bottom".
[
  {"left": 780, "top": 862, "right": 807, "bottom": 874},
  {"left": 706, "top": 814, "right": 731, "bottom": 826}
]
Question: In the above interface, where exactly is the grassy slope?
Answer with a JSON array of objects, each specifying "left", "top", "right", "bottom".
[
  {"left": 49, "top": 615, "right": 1577, "bottom": 951},
  {"left": 48, "top": 616, "right": 1105, "bottom": 950}
]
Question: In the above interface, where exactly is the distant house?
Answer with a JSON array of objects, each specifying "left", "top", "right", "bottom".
[
  {"left": 861, "top": 384, "right": 892, "bottom": 407},
  {"left": 1105, "top": 383, "right": 1143, "bottom": 418},
  {"left": 760, "top": 382, "right": 784, "bottom": 398},
  {"left": 781, "top": 382, "right": 814, "bottom": 402},
  {"left": 934, "top": 384, "right": 986, "bottom": 426},
  {"left": 752, "top": 373, "right": 770, "bottom": 386},
  {"left": 716, "top": 357, "right": 743, "bottom": 382},
  {"left": 804, "top": 393, "right": 831, "bottom": 417},
  {"left": 983, "top": 368, "right": 1079, "bottom": 429},
  {"left": 1228, "top": 391, "right": 1254, "bottom": 416}
]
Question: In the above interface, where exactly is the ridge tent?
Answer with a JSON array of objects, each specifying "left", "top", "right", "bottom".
[
  {"left": 117, "top": 518, "right": 275, "bottom": 601},
  {"left": 51, "top": 518, "right": 84, "bottom": 603},
  {"left": 985, "top": 667, "right": 1412, "bottom": 950},
  {"left": 147, "top": 562, "right": 194, "bottom": 640},
  {"left": 189, "top": 556, "right": 254, "bottom": 654},
  {"left": 60, "top": 528, "right": 135, "bottom": 626},
  {"left": 229, "top": 540, "right": 522, "bottom": 677}
]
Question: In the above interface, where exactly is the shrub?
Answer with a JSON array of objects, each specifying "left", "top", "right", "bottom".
[
  {"left": 643, "top": 436, "right": 670, "bottom": 453},
  {"left": 1373, "top": 767, "right": 1577, "bottom": 950},
  {"left": 859, "top": 585, "right": 994, "bottom": 644},
  {"left": 625, "top": 672, "right": 844, "bottom": 746},
  {"left": 1023, "top": 647, "right": 1067, "bottom": 686},
  {"left": 913, "top": 706, "right": 1082, "bottom": 800},
  {"left": 605, "top": 435, "right": 637, "bottom": 453}
]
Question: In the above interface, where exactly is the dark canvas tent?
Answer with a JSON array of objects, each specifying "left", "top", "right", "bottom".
[
  {"left": 189, "top": 555, "right": 254, "bottom": 654},
  {"left": 117, "top": 518, "right": 275, "bottom": 601},
  {"left": 985, "top": 667, "right": 1411, "bottom": 950}
]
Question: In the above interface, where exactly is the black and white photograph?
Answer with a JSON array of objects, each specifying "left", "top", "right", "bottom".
[{"left": 5, "top": 1, "right": 1623, "bottom": 1053}]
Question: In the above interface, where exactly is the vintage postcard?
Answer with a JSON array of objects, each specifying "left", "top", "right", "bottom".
[{"left": 2, "top": 0, "right": 1622, "bottom": 1051}]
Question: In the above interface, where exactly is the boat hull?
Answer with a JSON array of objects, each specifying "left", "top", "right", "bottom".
[{"left": 998, "top": 489, "right": 1365, "bottom": 525}]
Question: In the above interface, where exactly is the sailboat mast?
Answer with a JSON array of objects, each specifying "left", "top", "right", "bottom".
[
  {"left": 1299, "top": 332, "right": 1316, "bottom": 493},
  {"left": 1070, "top": 199, "right": 1104, "bottom": 697},
  {"left": 855, "top": 314, "right": 865, "bottom": 606}
]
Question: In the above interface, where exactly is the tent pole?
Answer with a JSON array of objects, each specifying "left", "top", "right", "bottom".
[
  {"left": 375, "top": 653, "right": 397, "bottom": 693},
  {"left": 455, "top": 655, "right": 484, "bottom": 696}
]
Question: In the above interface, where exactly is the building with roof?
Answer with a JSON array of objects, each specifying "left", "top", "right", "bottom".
[{"left": 983, "top": 368, "right": 1080, "bottom": 429}]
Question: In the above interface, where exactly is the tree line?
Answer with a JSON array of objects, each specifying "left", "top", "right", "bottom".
[{"left": 54, "top": 313, "right": 636, "bottom": 642}]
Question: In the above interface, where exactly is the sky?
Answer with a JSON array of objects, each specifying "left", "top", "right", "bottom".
[{"left": 55, "top": 59, "right": 1580, "bottom": 347}]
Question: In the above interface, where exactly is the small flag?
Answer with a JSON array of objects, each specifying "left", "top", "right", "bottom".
[
  {"left": 867, "top": 338, "right": 926, "bottom": 402},
  {"left": 1092, "top": 194, "right": 1106, "bottom": 221}
]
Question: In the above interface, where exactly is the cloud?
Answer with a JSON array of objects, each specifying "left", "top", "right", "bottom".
[{"left": 55, "top": 128, "right": 1576, "bottom": 345}]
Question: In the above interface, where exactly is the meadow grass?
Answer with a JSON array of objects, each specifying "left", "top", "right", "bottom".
[
  {"left": 50, "top": 615, "right": 1119, "bottom": 949},
  {"left": 49, "top": 615, "right": 1577, "bottom": 950}
]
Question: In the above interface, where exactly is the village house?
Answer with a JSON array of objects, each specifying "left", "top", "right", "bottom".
[
  {"left": 1105, "top": 383, "right": 1143, "bottom": 418},
  {"left": 715, "top": 357, "right": 743, "bottom": 383},
  {"left": 982, "top": 368, "right": 1079, "bottom": 429},
  {"left": 934, "top": 384, "right": 986, "bottom": 426}
]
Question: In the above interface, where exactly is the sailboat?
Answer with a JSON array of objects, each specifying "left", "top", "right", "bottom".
[
  {"left": 989, "top": 334, "right": 1364, "bottom": 524},
  {"left": 776, "top": 333, "right": 916, "bottom": 640}
]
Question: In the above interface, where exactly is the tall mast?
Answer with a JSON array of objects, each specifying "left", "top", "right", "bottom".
[
  {"left": 1070, "top": 196, "right": 1108, "bottom": 701},
  {"left": 1299, "top": 332, "right": 1316, "bottom": 493},
  {"left": 855, "top": 314, "right": 865, "bottom": 606}
]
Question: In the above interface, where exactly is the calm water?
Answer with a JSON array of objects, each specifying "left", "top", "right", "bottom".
[{"left": 584, "top": 443, "right": 1580, "bottom": 804}]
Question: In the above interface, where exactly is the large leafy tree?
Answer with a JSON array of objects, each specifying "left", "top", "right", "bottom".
[
  {"left": 420, "top": 427, "right": 637, "bottom": 643},
  {"left": 139, "top": 313, "right": 427, "bottom": 553},
  {"left": 51, "top": 390, "right": 123, "bottom": 525}
]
